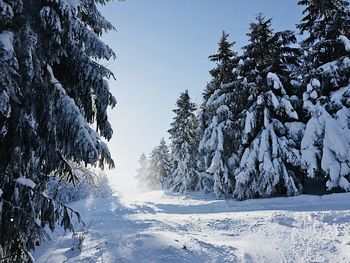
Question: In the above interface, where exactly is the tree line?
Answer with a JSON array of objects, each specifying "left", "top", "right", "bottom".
[{"left": 137, "top": 0, "right": 350, "bottom": 200}]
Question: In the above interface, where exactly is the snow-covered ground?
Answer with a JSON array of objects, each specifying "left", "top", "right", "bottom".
[{"left": 34, "top": 189, "right": 350, "bottom": 262}]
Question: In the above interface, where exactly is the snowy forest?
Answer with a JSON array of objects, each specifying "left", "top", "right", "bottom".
[
  {"left": 1, "top": 0, "right": 350, "bottom": 262},
  {"left": 138, "top": 0, "right": 350, "bottom": 199}
]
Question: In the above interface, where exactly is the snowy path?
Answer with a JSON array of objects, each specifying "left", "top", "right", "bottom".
[{"left": 34, "top": 191, "right": 350, "bottom": 263}]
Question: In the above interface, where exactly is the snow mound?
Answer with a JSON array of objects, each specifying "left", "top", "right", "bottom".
[
  {"left": 0, "top": 31, "right": 14, "bottom": 51},
  {"left": 16, "top": 178, "right": 36, "bottom": 189},
  {"left": 339, "top": 35, "right": 350, "bottom": 52}
]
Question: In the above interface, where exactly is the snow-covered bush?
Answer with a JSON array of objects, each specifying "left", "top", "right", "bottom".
[{"left": 47, "top": 164, "right": 113, "bottom": 204}]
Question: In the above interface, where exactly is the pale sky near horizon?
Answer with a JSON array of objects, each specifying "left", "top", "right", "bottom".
[{"left": 98, "top": 0, "right": 303, "bottom": 190}]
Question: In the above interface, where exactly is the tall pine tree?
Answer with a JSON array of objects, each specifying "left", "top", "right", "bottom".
[
  {"left": 197, "top": 32, "right": 239, "bottom": 196},
  {"left": 234, "top": 15, "right": 303, "bottom": 200},
  {"left": 0, "top": 0, "right": 115, "bottom": 261},
  {"left": 149, "top": 138, "right": 172, "bottom": 189},
  {"left": 199, "top": 31, "right": 237, "bottom": 135},
  {"left": 202, "top": 31, "right": 237, "bottom": 101},
  {"left": 166, "top": 90, "right": 198, "bottom": 192}
]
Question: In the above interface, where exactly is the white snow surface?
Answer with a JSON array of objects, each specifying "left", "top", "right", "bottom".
[
  {"left": 267, "top": 72, "right": 283, "bottom": 91},
  {"left": 0, "top": 31, "right": 14, "bottom": 51},
  {"left": 339, "top": 35, "right": 350, "bottom": 52},
  {"left": 16, "top": 178, "right": 36, "bottom": 189},
  {"left": 34, "top": 188, "right": 350, "bottom": 263},
  {"left": 67, "top": 0, "right": 80, "bottom": 9}
]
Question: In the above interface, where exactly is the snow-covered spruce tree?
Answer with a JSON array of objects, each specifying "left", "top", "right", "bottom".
[
  {"left": 135, "top": 153, "right": 151, "bottom": 189},
  {"left": 298, "top": 0, "right": 350, "bottom": 191},
  {"left": 202, "top": 31, "right": 237, "bottom": 102},
  {"left": 197, "top": 32, "right": 240, "bottom": 196},
  {"left": 0, "top": 0, "right": 115, "bottom": 261},
  {"left": 167, "top": 90, "right": 199, "bottom": 192},
  {"left": 198, "top": 32, "right": 238, "bottom": 140},
  {"left": 140, "top": 138, "right": 172, "bottom": 190},
  {"left": 149, "top": 138, "right": 172, "bottom": 188},
  {"left": 298, "top": 0, "right": 350, "bottom": 69},
  {"left": 234, "top": 15, "right": 303, "bottom": 200}
]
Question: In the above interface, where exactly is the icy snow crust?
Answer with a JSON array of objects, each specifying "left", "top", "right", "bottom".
[{"left": 34, "top": 190, "right": 350, "bottom": 263}]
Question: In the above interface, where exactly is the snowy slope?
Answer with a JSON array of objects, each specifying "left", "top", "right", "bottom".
[{"left": 34, "top": 190, "right": 350, "bottom": 263}]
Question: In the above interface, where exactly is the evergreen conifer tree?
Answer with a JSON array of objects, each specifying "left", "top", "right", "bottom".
[
  {"left": 136, "top": 139, "right": 171, "bottom": 190},
  {"left": 149, "top": 138, "right": 172, "bottom": 189},
  {"left": 298, "top": 0, "right": 350, "bottom": 68},
  {"left": 298, "top": 0, "right": 350, "bottom": 191},
  {"left": 202, "top": 31, "right": 237, "bottom": 101},
  {"left": 0, "top": 0, "right": 115, "bottom": 261},
  {"left": 234, "top": 15, "right": 303, "bottom": 199},
  {"left": 136, "top": 153, "right": 151, "bottom": 189},
  {"left": 199, "top": 31, "right": 237, "bottom": 134},
  {"left": 197, "top": 32, "right": 239, "bottom": 196},
  {"left": 167, "top": 90, "right": 198, "bottom": 192}
]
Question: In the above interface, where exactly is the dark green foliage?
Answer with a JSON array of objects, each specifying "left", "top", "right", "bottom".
[
  {"left": 298, "top": 0, "right": 350, "bottom": 67},
  {"left": 202, "top": 31, "right": 237, "bottom": 112},
  {"left": 241, "top": 14, "right": 300, "bottom": 95},
  {"left": 297, "top": 0, "right": 350, "bottom": 99},
  {"left": 205, "top": 31, "right": 237, "bottom": 97},
  {"left": 168, "top": 91, "right": 198, "bottom": 155}
]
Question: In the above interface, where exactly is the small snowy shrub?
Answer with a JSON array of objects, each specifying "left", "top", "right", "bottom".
[
  {"left": 47, "top": 164, "right": 113, "bottom": 204},
  {"left": 72, "top": 231, "right": 87, "bottom": 251}
]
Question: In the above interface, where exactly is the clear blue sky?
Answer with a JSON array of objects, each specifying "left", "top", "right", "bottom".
[{"left": 98, "top": 0, "right": 303, "bottom": 184}]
